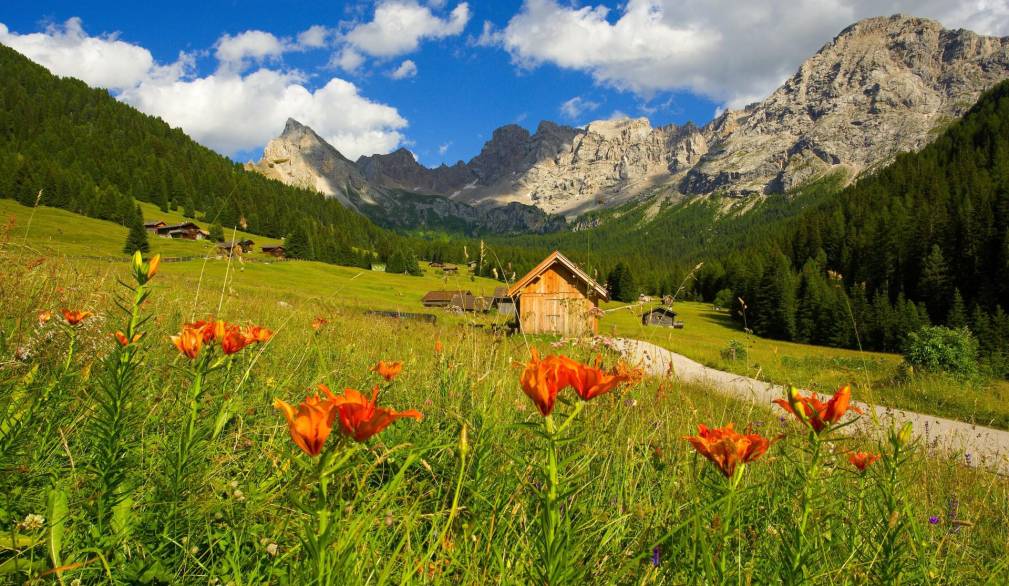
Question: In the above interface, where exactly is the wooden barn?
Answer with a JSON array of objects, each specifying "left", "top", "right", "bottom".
[
  {"left": 422, "top": 290, "right": 472, "bottom": 308},
  {"left": 261, "top": 245, "right": 286, "bottom": 258},
  {"left": 507, "top": 251, "right": 608, "bottom": 337},
  {"left": 642, "top": 306, "right": 683, "bottom": 328}
]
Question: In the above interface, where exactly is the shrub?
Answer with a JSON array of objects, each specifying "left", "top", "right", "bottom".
[
  {"left": 903, "top": 326, "right": 979, "bottom": 377},
  {"left": 713, "top": 288, "right": 734, "bottom": 310},
  {"left": 720, "top": 339, "right": 748, "bottom": 362}
]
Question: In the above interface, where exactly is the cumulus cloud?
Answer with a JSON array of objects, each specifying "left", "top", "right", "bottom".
[
  {"left": 344, "top": 1, "right": 470, "bottom": 57},
  {"left": 389, "top": 59, "right": 418, "bottom": 79},
  {"left": 0, "top": 17, "right": 156, "bottom": 91},
  {"left": 559, "top": 96, "right": 600, "bottom": 119},
  {"left": 0, "top": 18, "right": 408, "bottom": 159},
  {"left": 215, "top": 30, "right": 289, "bottom": 72},
  {"left": 493, "top": 0, "right": 1009, "bottom": 109},
  {"left": 120, "top": 70, "right": 407, "bottom": 159},
  {"left": 297, "top": 25, "right": 332, "bottom": 49}
]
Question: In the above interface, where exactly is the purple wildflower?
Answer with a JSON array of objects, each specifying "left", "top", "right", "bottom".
[
  {"left": 651, "top": 546, "right": 661, "bottom": 567},
  {"left": 965, "top": 453, "right": 973, "bottom": 466},
  {"left": 929, "top": 516, "right": 940, "bottom": 525}
]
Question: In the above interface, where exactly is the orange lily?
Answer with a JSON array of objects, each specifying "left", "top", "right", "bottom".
[
  {"left": 61, "top": 309, "right": 93, "bottom": 325},
  {"left": 564, "top": 356, "right": 642, "bottom": 401},
  {"left": 219, "top": 325, "right": 250, "bottom": 355},
  {"left": 114, "top": 331, "right": 143, "bottom": 346},
  {"left": 434, "top": 339, "right": 443, "bottom": 353},
  {"left": 185, "top": 319, "right": 218, "bottom": 344},
  {"left": 517, "top": 348, "right": 570, "bottom": 416},
  {"left": 322, "top": 385, "right": 422, "bottom": 442},
  {"left": 273, "top": 394, "right": 338, "bottom": 456},
  {"left": 171, "top": 326, "right": 203, "bottom": 359},
  {"left": 147, "top": 254, "right": 161, "bottom": 278},
  {"left": 372, "top": 360, "right": 403, "bottom": 381},
  {"left": 311, "top": 317, "right": 328, "bottom": 331},
  {"left": 683, "top": 423, "right": 775, "bottom": 478},
  {"left": 243, "top": 324, "right": 273, "bottom": 344},
  {"left": 773, "top": 384, "right": 862, "bottom": 433},
  {"left": 848, "top": 451, "right": 880, "bottom": 472},
  {"left": 37, "top": 310, "right": 53, "bottom": 325}
]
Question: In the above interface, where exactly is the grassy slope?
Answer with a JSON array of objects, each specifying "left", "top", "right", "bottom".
[
  {"left": 5, "top": 196, "right": 1009, "bottom": 428},
  {"left": 604, "top": 300, "right": 1009, "bottom": 429}
]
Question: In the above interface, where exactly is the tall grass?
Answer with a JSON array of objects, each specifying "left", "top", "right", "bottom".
[{"left": 1, "top": 248, "right": 1008, "bottom": 583}]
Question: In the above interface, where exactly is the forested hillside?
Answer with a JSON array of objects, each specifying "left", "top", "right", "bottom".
[
  {"left": 0, "top": 44, "right": 399, "bottom": 266},
  {"left": 707, "top": 81, "right": 1009, "bottom": 376}
]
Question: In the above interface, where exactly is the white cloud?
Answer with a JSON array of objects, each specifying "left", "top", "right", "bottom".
[
  {"left": 120, "top": 70, "right": 407, "bottom": 159},
  {"left": 297, "top": 25, "right": 332, "bottom": 49},
  {"left": 493, "top": 0, "right": 1009, "bottom": 109},
  {"left": 559, "top": 96, "right": 600, "bottom": 119},
  {"left": 389, "top": 59, "right": 418, "bottom": 79},
  {"left": 215, "top": 30, "right": 289, "bottom": 72},
  {"left": 344, "top": 1, "right": 470, "bottom": 57},
  {"left": 0, "top": 18, "right": 155, "bottom": 91},
  {"left": 1, "top": 18, "right": 408, "bottom": 160},
  {"left": 332, "top": 47, "right": 366, "bottom": 72},
  {"left": 438, "top": 142, "right": 451, "bottom": 155}
]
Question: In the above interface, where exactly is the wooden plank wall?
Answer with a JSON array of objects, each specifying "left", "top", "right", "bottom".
[{"left": 517, "top": 265, "right": 599, "bottom": 337}]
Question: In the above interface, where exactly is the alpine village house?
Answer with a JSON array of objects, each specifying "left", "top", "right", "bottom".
[{"left": 508, "top": 251, "right": 608, "bottom": 337}]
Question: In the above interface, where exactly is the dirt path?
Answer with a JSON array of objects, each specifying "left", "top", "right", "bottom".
[{"left": 612, "top": 337, "right": 1009, "bottom": 474}]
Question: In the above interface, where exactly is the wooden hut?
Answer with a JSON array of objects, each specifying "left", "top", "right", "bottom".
[
  {"left": 492, "top": 286, "right": 515, "bottom": 316},
  {"left": 642, "top": 306, "right": 682, "bottom": 328},
  {"left": 422, "top": 290, "right": 472, "bottom": 308},
  {"left": 144, "top": 220, "right": 167, "bottom": 234},
  {"left": 507, "top": 251, "right": 608, "bottom": 337},
  {"left": 156, "top": 222, "right": 208, "bottom": 240},
  {"left": 261, "top": 245, "right": 286, "bottom": 258}
]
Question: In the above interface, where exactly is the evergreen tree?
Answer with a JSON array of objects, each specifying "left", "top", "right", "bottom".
[
  {"left": 752, "top": 253, "right": 797, "bottom": 340},
  {"left": 122, "top": 204, "right": 149, "bottom": 254},
  {"left": 947, "top": 289, "right": 968, "bottom": 329},
  {"left": 386, "top": 250, "right": 407, "bottom": 274},
  {"left": 208, "top": 221, "right": 225, "bottom": 243},
  {"left": 919, "top": 244, "right": 951, "bottom": 322},
  {"left": 285, "top": 223, "right": 312, "bottom": 260},
  {"left": 606, "top": 262, "right": 638, "bottom": 302},
  {"left": 183, "top": 197, "right": 196, "bottom": 219}
]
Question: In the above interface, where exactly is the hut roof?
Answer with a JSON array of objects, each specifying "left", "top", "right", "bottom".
[
  {"left": 262, "top": 244, "right": 285, "bottom": 251},
  {"left": 508, "top": 251, "right": 609, "bottom": 300},
  {"left": 492, "top": 286, "right": 510, "bottom": 300},
  {"left": 422, "top": 290, "right": 472, "bottom": 303},
  {"left": 644, "top": 306, "right": 678, "bottom": 317}
]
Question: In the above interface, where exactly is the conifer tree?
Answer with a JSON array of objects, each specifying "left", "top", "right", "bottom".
[
  {"left": 123, "top": 205, "right": 150, "bottom": 254},
  {"left": 208, "top": 222, "right": 225, "bottom": 243},
  {"left": 947, "top": 289, "right": 968, "bottom": 329}
]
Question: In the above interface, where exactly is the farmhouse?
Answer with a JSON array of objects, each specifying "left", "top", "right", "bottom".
[
  {"left": 261, "top": 245, "right": 286, "bottom": 258},
  {"left": 508, "top": 251, "right": 608, "bottom": 337},
  {"left": 422, "top": 290, "right": 472, "bottom": 308},
  {"left": 642, "top": 306, "right": 683, "bottom": 328},
  {"left": 217, "top": 240, "right": 255, "bottom": 256},
  {"left": 156, "top": 222, "right": 209, "bottom": 240},
  {"left": 144, "top": 220, "right": 167, "bottom": 234},
  {"left": 441, "top": 263, "right": 459, "bottom": 275}
]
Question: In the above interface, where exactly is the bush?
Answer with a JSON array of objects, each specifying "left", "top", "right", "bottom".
[
  {"left": 903, "top": 326, "right": 979, "bottom": 377},
  {"left": 713, "top": 288, "right": 734, "bottom": 310},
  {"left": 720, "top": 339, "right": 747, "bottom": 362}
]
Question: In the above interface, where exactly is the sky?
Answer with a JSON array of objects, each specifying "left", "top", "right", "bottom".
[{"left": 2, "top": 1, "right": 1008, "bottom": 167}]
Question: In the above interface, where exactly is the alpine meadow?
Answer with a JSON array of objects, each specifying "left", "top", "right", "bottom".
[{"left": 2, "top": 4, "right": 1009, "bottom": 585}]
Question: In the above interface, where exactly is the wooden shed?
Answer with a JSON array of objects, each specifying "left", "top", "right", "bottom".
[
  {"left": 422, "top": 290, "right": 472, "bottom": 308},
  {"left": 261, "top": 245, "right": 286, "bottom": 258},
  {"left": 642, "top": 306, "right": 682, "bottom": 328},
  {"left": 508, "top": 251, "right": 608, "bottom": 337}
]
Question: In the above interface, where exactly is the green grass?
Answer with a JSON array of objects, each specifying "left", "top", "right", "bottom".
[
  {"left": 604, "top": 301, "right": 1009, "bottom": 429},
  {"left": 1, "top": 240, "right": 1007, "bottom": 584},
  {"left": 5, "top": 196, "right": 1009, "bottom": 429}
]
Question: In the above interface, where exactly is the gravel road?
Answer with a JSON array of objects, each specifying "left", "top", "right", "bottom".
[{"left": 612, "top": 337, "right": 1009, "bottom": 474}]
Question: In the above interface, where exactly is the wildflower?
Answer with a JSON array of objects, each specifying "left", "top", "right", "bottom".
[
  {"left": 372, "top": 360, "right": 403, "bottom": 381},
  {"left": 243, "top": 325, "right": 273, "bottom": 344},
  {"left": 219, "top": 325, "right": 250, "bottom": 355},
  {"left": 683, "top": 423, "right": 776, "bottom": 478},
  {"left": 37, "top": 310, "right": 52, "bottom": 325},
  {"left": 16, "top": 513, "right": 45, "bottom": 531},
  {"left": 651, "top": 546, "right": 661, "bottom": 568},
  {"left": 847, "top": 451, "right": 880, "bottom": 472},
  {"left": 61, "top": 309, "right": 93, "bottom": 325},
  {"left": 564, "top": 356, "right": 642, "bottom": 401},
  {"left": 929, "top": 516, "right": 940, "bottom": 525},
  {"left": 311, "top": 316, "right": 328, "bottom": 331},
  {"left": 773, "top": 384, "right": 862, "bottom": 433},
  {"left": 265, "top": 542, "right": 279, "bottom": 557},
  {"left": 517, "top": 348, "right": 569, "bottom": 416},
  {"left": 171, "top": 326, "right": 203, "bottom": 359},
  {"left": 322, "top": 385, "right": 422, "bottom": 442},
  {"left": 114, "top": 331, "right": 143, "bottom": 346},
  {"left": 147, "top": 254, "right": 161, "bottom": 278},
  {"left": 434, "top": 339, "right": 443, "bottom": 353},
  {"left": 273, "top": 394, "right": 338, "bottom": 457}
]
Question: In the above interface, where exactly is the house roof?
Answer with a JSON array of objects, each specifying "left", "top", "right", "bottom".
[
  {"left": 507, "top": 251, "right": 609, "bottom": 301},
  {"left": 644, "top": 306, "right": 678, "bottom": 317},
  {"left": 450, "top": 293, "right": 490, "bottom": 311},
  {"left": 492, "top": 286, "right": 510, "bottom": 299},
  {"left": 159, "top": 222, "right": 201, "bottom": 231},
  {"left": 262, "top": 244, "right": 285, "bottom": 251},
  {"left": 422, "top": 290, "right": 472, "bottom": 303},
  {"left": 144, "top": 220, "right": 167, "bottom": 228}
]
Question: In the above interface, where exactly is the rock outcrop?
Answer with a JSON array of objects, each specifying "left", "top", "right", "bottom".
[{"left": 250, "top": 16, "right": 1009, "bottom": 220}]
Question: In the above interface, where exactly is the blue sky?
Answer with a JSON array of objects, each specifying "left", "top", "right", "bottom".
[{"left": 2, "top": 1, "right": 1005, "bottom": 166}]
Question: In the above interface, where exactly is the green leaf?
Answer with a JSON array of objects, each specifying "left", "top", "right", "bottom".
[
  {"left": 46, "top": 485, "right": 68, "bottom": 580},
  {"left": 112, "top": 495, "right": 134, "bottom": 541},
  {"left": 0, "top": 556, "right": 46, "bottom": 576},
  {"left": 0, "top": 534, "right": 40, "bottom": 550}
]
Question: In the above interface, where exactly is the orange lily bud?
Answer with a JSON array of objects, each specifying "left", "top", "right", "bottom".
[
  {"left": 147, "top": 254, "right": 161, "bottom": 278},
  {"left": 114, "top": 331, "right": 143, "bottom": 346}
]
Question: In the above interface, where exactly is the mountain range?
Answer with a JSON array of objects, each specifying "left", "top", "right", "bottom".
[{"left": 248, "top": 14, "right": 1009, "bottom": 226}]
